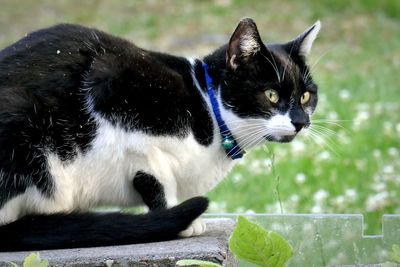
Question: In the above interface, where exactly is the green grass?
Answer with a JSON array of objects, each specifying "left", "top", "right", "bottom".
[{"left": 0, "top": 0, "right": 399, "bottom": 235}]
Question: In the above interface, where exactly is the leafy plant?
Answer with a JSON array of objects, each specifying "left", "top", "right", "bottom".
[
  {"left": 390, "top": 244, "right": 400, "bottom": 264},
  {"left": 229, "top": 216, "right": 293, "bottom": 267},
  {"left": 10, "top": 253, "right": 49, "bottom": 267}
]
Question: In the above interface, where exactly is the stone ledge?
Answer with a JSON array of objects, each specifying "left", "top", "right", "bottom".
[{"left": 0, "top": 218, "right": 237, "bottom": 267}]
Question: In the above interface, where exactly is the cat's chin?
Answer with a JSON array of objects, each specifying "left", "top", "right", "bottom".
[{"left": 265, "top": 135, "right": 296, "bottom": 143}]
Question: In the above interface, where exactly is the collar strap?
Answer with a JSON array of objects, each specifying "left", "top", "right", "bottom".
[{"left": 203, "top": 63, "right": 243, "bottom": 160}]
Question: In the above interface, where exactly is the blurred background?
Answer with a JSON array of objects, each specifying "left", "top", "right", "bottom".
[{"left": 0, "top": 0, "right": 398, "bottom": 235}]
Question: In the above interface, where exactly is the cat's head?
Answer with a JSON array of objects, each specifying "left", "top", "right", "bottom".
[{"left": 218, "top": 18, "right": 320, "bottom": 147}]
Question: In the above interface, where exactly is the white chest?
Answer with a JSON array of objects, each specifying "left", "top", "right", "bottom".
[{"left": 47, "top": 118, "right": 236, "bottom": 210}]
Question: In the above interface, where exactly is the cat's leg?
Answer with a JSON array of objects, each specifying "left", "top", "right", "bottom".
[
  {"left": 133, "top": 171, "right": 206, "bottom": 237},
  {"left": 133, "top": 171, "right": 167, "bottom": 211}
]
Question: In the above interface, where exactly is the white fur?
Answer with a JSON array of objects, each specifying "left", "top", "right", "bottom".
[
  {"left": 179, "top": 218, "right": 206, "bottom": 237},
  {"left": 240, "top": 34, "right": 260, "bottom": 57},
  {"left": 298, "top": 21, "right": 321, "bottom": 57},
  {"left": 0, "top": 76, "right": 236, "bottom": 224},
  {"left": 219, "top": 89, "right": 296, "bottom": 149},
  {"left": 0, "top": 58, "right": 297, "bottom": 226},
  {"left": 264, "top": 112, "right": 296, "bottom": 138},
  {"left": 0, "top": 186, "right": 75, "bottom": 225}
]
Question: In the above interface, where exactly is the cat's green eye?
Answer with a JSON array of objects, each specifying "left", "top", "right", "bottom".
[
  {"left": 265, "top": 89, "right": 279, "bottom": 103},
  {"left": 301, "top": 91, "right": 311, "bottom": 105}
]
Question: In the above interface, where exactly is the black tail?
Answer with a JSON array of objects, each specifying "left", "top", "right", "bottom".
[{"left": 0, "top": 196, "right": 208, "bottom": 252}]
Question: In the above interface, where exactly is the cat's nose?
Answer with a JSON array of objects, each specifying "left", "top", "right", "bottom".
[
  {"left": 290, "top": 108, "right": 308, "bottom": 132},
  {"left": 291, "top": 120, "right": 306, "bottom": 132}
]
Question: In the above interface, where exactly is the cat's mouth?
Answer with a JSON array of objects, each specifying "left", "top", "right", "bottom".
[{"left": 265, "top": 134, "right": 296, "bottom": 143}]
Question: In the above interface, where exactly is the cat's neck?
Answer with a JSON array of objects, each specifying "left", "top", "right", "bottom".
[
  {"left": 146, "top": 48, "right": 245, "bottom": 159},
  {"left": 189, "top": 48, "right": 245, "bottom": 160},
  {"left": 202, "top": 44, "right": 228, "bottom": 89}
]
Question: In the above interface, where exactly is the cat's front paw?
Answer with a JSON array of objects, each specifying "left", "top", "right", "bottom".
[{"left": 179, "top": 218, "right": 206, "bottom": 238}]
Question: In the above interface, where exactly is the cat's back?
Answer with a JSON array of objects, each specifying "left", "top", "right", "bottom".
[
  {"left": 0, "top": 24, "right": 131, "bottom": 90},
  {"left": 0, "top": 23, "right": 137, "bottom": 138}
]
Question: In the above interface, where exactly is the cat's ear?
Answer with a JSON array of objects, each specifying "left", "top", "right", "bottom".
[
  {"left": 227, "top": 18, "right": 263, "bottom": 70},
  {"left": 286, "top": 21, "right": 321, "bottom": 58}
]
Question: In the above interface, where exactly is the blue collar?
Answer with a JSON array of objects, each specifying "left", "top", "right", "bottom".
[{"left": 202, "top": 63, "right": 243, "bottom": 160}]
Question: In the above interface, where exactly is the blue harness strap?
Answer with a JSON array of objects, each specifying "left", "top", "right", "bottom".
[{"left": 203, "top": 63, "right": 243, "bottom": 160}]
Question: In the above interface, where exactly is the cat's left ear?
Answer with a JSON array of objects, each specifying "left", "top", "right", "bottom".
[
  {"left": 285, "top": 21, "right": 321, "bottom": 58},
  {"left": 227, "top": 18, "right": 263, "bottom": 70}
]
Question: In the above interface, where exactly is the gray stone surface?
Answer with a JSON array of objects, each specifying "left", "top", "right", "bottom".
[{"left": 0, "top": 218, "right": 238, "bottom": 267}]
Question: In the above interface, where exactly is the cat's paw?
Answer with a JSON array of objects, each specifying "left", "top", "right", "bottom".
[{"left": 179, "top": 218, "right": 206, "bottom": 238}]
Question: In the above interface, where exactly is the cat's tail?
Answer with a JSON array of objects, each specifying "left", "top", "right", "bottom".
[{"left": 0, "top": 196, "right": 208, "bottom": 252}]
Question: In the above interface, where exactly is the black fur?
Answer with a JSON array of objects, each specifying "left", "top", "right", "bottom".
[
  {"left": 0, "top": 24, "right": 214, "bottom": 208},
  {"left": 133, "top": 171, "right": 167, "bottom": 210},
  {"left": 0, "top": 19, "right": 319, "bottom": 251},
  {"left": 0, "top": 197, "right": 208, "bottom": 251},
  {"left": 0, "top": 23, "right": 214, "bottom": 251}
]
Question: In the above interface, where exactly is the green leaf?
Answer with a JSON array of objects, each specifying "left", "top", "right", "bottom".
[
  {"left": 391, "top": 244, "right": 400, "bottom": 264},
  {"left": 9, "top": 262, "right": 19, "bottom": 267},
  {"left": 23, "top": 253, "right": 49, "bottom": 267},
  {"left": 229, "top": 216, "right": 293, "bottom": 267},
  {"left": 176, "top": 259, "right": 222, "bottom": 267}
]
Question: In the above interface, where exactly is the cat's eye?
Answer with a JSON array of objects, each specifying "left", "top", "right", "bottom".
[
  {"left": 265, "top": 89, "right": 279, "bottom": 103},
  {"left": 301, "top": 91, "right": 311, "bottom": 105}
]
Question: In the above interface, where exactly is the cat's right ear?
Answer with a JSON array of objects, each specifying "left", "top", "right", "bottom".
[
  {"left": 285, "top": 21, "right": 321, "bottom": 59},
  {"left": 227, "top": 18, "right": 263, "bottom": 70}
]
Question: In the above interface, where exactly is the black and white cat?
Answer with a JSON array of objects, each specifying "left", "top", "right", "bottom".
[{"left": 0, "top": 18, "right": 320, "bottom": 251}]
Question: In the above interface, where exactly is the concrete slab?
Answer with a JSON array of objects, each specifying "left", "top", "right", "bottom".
[{"left": 0, "top": 218, "right": 237, "bottom": 267}]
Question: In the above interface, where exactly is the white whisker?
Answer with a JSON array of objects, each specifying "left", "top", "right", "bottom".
[
  {"left": 303, "top": 47, "right": 335, "bottom": 81},
  {"left": 260, "top": 52, "right": 281, "bottom": 83},
  {"left": 307, "top": 128, "right": 340, "bottom": 155}
]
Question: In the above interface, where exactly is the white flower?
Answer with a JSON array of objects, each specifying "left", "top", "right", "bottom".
[
  {"left": 291, "top": 140, "right": 305, "bottom": 153},
  {"left": 388, "top": 147, "right": 398, "bottom": 157},
  {"left": 289, "top": 194, "right": 300, "bottom": 203},
  {"left": 374, "top": 182, "right": 386, "bottom": 192},
  {"left": 250, "top": 160, "right": 261, "bottom": 169},
  {"left": 249, "top": 160, "right": 263, "bottom": 174},
  {"left": 356, "top": 103, "right": 369, "bottom": 111},
  {"left": 383, "top": 165, "right": 394, "bottom": 174},
  {"left": 365, "top": 192, "right": 389, "bottom": 211},
  {"left": 328, "top": 111, "right": 338, "bottom": 120},
  {"left": 311, "top": 205, "right": 323, "bottom": 213},
  {"left": 313, "top": 189, "right": 329, "bottom": 204},
  {"left": 354, "top": 110, "right": 370, "bottom": 128},
  {"left": 245, "top": 209, "right": 256, "bottom": 215},
  {"left": 208, "top": 201, "right": 227, "bottom": 212},
  {"left": 334, "top": 195, "right": 345, "bottom": 206},
  {"left": 384, "top": 122, "right": 393, "bottom": 136},
  {"left": 317, "top": 151, "right": 331, "bottom": 161},
  {"left": 232, "top": 173, "right": 242, "bottom": 183},
  {"left": 265, "top": 202, "right": 283, "bottom": 213},
  {"left": 345, "top": 188, "right": 357, "bottom": 202},
  {"left": 339, "top": 89, "right": 350, "bottom": 100},
  {"left": 295, "top": 173, "right": 306, "bottom": 184},
  {"left": 372, "top": 149, "right": 381, "bottom": 159},
  {"left": 355, "top": 160, "right": 366, "bottom": 171},
  {"left": 338, "top": 131, "right": 351, "bottom": 145},
  {"left": 262, "top": 158, "right": 272, "bottom": 168}
]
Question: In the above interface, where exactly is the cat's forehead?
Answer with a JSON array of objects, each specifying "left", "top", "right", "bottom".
[{"left": 262, "top": 45, "right": 305, "bottom": 90}]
